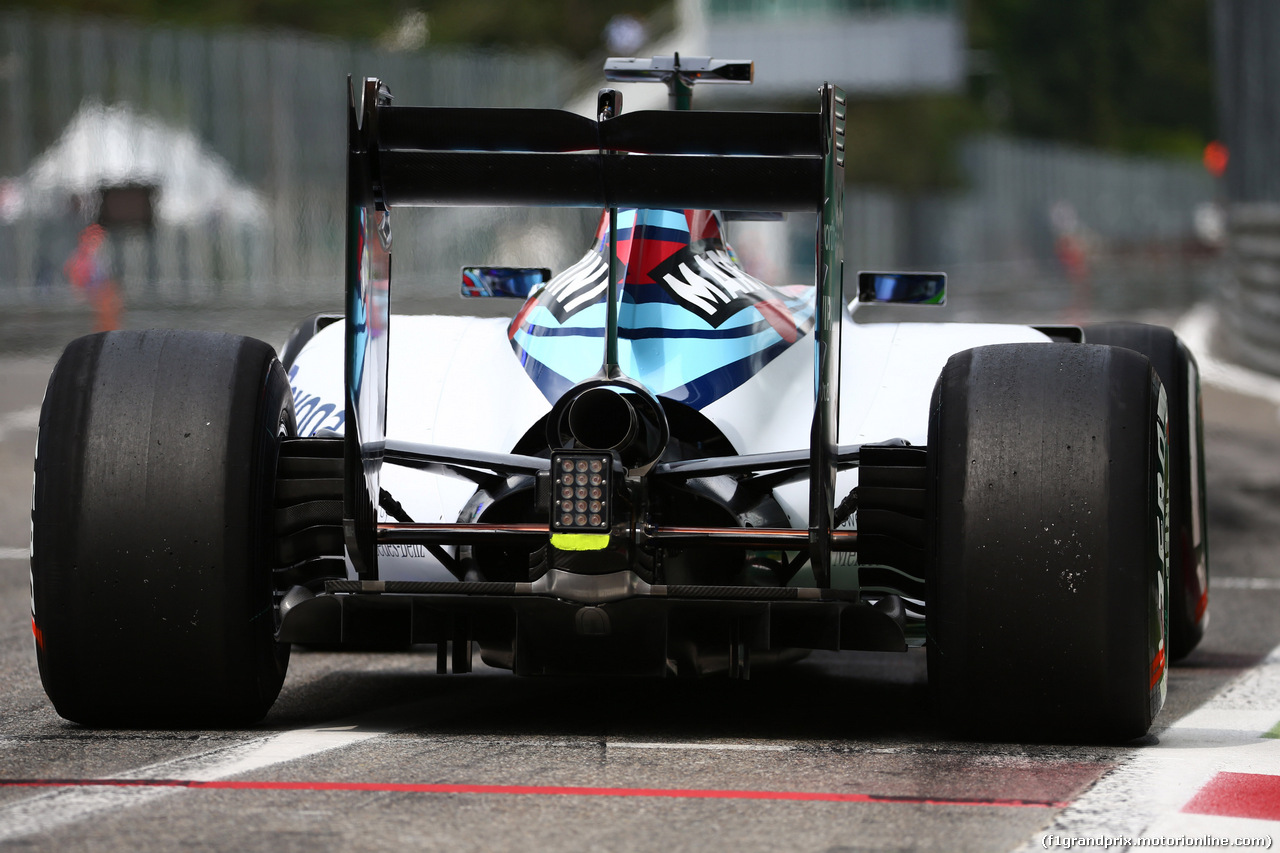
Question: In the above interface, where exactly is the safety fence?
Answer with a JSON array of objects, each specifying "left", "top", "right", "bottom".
[
  {"left": 1220, "top": 204, "right": 1280, "bottom": 375},
  {"left": 1213, "top": 0, "right": 1280, "bottom": 376},
  {"left": 0, "top": 11, "right": 574, "bottom": 306},
  {"left": 827, "top": 135, "right": 1218, "bottom": 322},
  {"left": 0, "top": 11, "right": 1221, "bottom": 328}
]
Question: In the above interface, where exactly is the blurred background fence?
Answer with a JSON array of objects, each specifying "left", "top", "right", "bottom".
[
  {"left": 844, "top": 135, "right": 1218, "bottom": 321},
  {"left": 1219, "top": 205, "right": 1280, "bottom": 376},
  {"left": 0, "top": 11, "right": 578, "bottom": 312},
  {"left": 0, "top": 9, "right": 1221, "bottom": 330},
  {"left": 1214, "top": 0, "right": 1280, "bottom": 377}
]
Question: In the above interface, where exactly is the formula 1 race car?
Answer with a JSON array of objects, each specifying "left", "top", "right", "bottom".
[{"left": 30, "top": 57, "right": 1208, "bottom": 741}]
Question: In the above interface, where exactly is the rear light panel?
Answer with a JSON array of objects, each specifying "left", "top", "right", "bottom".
[{"left": 549, "top": 451, "right": 613, "bottom": 532}]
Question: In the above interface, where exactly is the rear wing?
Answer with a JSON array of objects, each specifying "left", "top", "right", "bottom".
[
  {"left": 344, "top": 77, "right": 848, "bottom": 585},
  {"left": 357, "top": 93, "right": 828, "bottom": 209}
]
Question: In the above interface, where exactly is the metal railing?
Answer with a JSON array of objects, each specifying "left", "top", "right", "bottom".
[
  {"left": 0, "top": 11, "right": 573, "bottom": 306},
  {"left": 1220, "top": 203, "right": 1280, "bottom": 375},
  {"left": 1213, "top": 0, "right": 1280, "bottom": 376},
  {"left": 0, "top": 11, "right": 1222, "bottom": 330}
]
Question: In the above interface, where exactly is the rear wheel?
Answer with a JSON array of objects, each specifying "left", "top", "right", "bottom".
[
  {"left": 927, "top": 343, "right": 1169, "bottom": 741},
  {"left": 1085, "top": 322, "right": 1208, "bottom": 659},
  {"left": 32, "top": 330, "right": 294, "bottom": 726}
]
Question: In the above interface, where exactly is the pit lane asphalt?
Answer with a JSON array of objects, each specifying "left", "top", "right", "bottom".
[{"left": 1, "top": 322, "right": 1278, "bottom": 852}]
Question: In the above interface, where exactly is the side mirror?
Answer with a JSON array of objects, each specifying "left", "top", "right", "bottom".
[
  {"left": 460, "top": 267, "right": 551, "bottom": 299},
  {"left": 856, "top": 271, "right": 946, "bottom": 306}
]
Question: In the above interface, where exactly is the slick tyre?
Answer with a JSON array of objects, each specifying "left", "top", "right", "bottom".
[
  {"left": 31, "top": 331, "right": 294, "bottom": 727},
  {"left": 1085, "top": 322, "right": 1208, "bottom": 660},
  {"left": 927, "top": 343, "right": 1169, "bottom": 741}
]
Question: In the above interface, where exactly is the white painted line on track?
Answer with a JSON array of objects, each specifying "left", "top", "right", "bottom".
[
  {"left": 607, "top": 742, "right": 794, "bottom": 752},
  {"left": 1017, "top": 643, "right": 1280, "bottom": 851},
  {"left": 0, "top": 547, "right": 27, "bottom": 562},
  {"left": 0, "top": 703, "right": 426, "bottom": 843}
]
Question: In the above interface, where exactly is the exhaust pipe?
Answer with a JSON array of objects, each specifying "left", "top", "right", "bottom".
[
  {"left": 548, "top": 378, "right": 669, "bottom": 474},
  {"left": 567, "top": 386, "right": 637, "bottom": 451}
]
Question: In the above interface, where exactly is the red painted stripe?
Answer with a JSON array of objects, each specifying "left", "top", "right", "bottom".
[
  {"left": 30, "top": 618, "right": 42, "bottom": 651},
  {"left": 1195, "top": 588, "right": 1209, "bottom": 622},
  {"left": 1182, "top": 772, "right": 1280, "bottom": 821},
  {"left": 0, "top": 778, "right": 1067, "bottom": 809}
]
